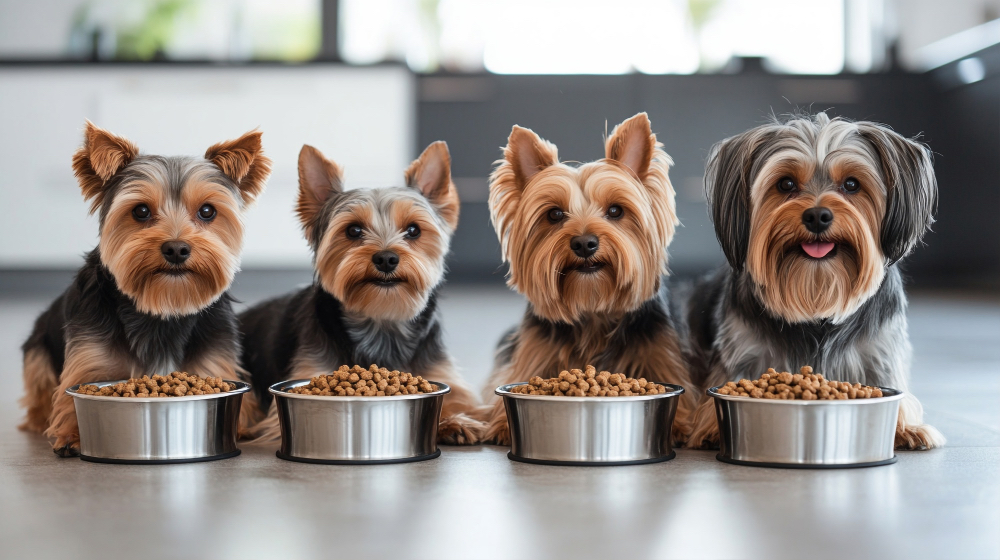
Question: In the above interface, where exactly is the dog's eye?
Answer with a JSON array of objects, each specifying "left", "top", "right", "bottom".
[
  {"left": 405, "top": 224, "right": 421, "bottom": 239},
  {"left": 132, "top": 204, "right": 151, "bottom": 222},
  {"left": 842, "top": 177, "right": 861, "bottom": 193},
  {"left": 777, "top": 177, "right": 798, "bottom": 193},
  {"left": 197, "top": 204, "right": 216, "bottom": 221},
  {"left": 346, "top": 224, "right": 363, "bottom": 239},
  {"left": 606, "top": 205, "right": 624, "bottom": 219},
  {"left": 547, "top": 208, "right": 565, "bottom": 223}
]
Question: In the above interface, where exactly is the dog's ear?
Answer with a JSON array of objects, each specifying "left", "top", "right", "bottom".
[
  {"left": 705, "top": 127, "right": 774, "bottom": 272},
  {"left": 489, "top": 126, "right": 558, "bottom": 261},
  {"left": 405, "top": 141, "right": 459, "bottom": 230},
  {"left": 503, "top": 125, "right": 559, "bottom": 189},
  {"left": 857, "top": 124, "right": 938, "bottom": 265},
  {"left": 606, "top": 112, "right": 655, "bottom": 181},
  {"left": 72, "top": 121, "right": 139, "bottom": 214},
  {"left": 205, "top": 130, "right": 272, "bottom": 205},
  {"left": 297, "top": 145, "right": 344, "bottom": 242}
]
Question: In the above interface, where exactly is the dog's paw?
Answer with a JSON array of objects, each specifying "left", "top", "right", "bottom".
[
  {"left": 671, "top": 418, "right": 693, "bottom": 447},
  {"left": 686, "top": 423, "right": 720, "bottom": 450},
  {"left": 895, "top": 423, "right": 946, "bottom": 450},
  {"left": 53, "top": 441, "right": 80, "bottom": 458},
  {"left": 694, "top": 433, "right": 720, "bottom": 450},
  {"left": 437, "top": 413, "right": 485, "bottom": 445},
  {"left": 483, "top": 421, "right": 511, "bottom": 446}
]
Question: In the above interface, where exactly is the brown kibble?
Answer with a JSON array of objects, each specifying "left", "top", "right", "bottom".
[
  {"left": 284, "top": 365, "right": 437, "bottom": 397},
  {"left": 720, "top": 368, "right": 885, "bottom": 401},
  {"left": 73, "top": 372, "right": 234, "bottom": 398},
  {"left": 510, "top": 366, "right": 669, "bottom": 398}
]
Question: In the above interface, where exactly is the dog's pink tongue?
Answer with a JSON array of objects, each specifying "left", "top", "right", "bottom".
[{"left": 802, "top": 241, "right": 835, "bottom": 258}]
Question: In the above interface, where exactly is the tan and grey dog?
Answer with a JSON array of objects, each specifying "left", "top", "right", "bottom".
[
  {"left": 20, "top": 122, "right": 270, "bottom": 455},
  {"left": 238, "top": 142, "right": 484, "bottom": 444},
  {"left": 684, "top": 112, "right": 944, "bottom": 450},
  {"left": 482, "top": 113, "right": 693, "bottom": 445}
]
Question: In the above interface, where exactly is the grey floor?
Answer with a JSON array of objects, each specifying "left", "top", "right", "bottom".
[{"left": 0, "top": 274, "right": 998, "bottom": 560}]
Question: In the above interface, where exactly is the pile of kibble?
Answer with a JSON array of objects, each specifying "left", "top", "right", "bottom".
[
  {"left": 716, "top": 366, "right": 884, "bottom": 400},
  {"left": 285, "top": 364, "right": 436, "bottom": 396},
  {"left": 76, "top": 372, "right": 233, "bottom": 398},
  {"left": 511, "top": 365, "right": 668, "bottom": 397}
]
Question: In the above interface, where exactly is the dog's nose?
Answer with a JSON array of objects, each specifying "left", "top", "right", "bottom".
[
  {"left": 801, "top": 207, "right": 834, "bottom": 234},
  {"left": 372, "top": 250, "right": 399, "bottom": 273},
  {"left": 570, "top": 234, "right": 599, "bottom": 259},
  {"left": 160, "top": 241, "right": 191, "bottom": 264}
]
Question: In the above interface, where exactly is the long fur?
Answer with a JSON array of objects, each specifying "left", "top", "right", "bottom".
[
  {"left": 685, "top": 113, "right": 944, "bottom": 450},
  {"left": 19, "top": 123, "right": 267, "bottom": 455},
  {"left": 239, "top": 143, "right": 484, "bottom": 445},
  {"left": 482, "top": 113, "right": 693, "bottom": 445}
]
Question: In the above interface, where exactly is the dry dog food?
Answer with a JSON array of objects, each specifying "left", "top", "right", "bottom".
[
  {"left": 76, "top": 372, "right": 234, "bottom": 397},
  {"left": 511, "top": 365, "right": 668, "bottom": 396},
  {"left": 716, "top": 366, "right": 884, "bottom": 400},
  {"left": 285, "top": 364, "right": 436, "bottom": 396}
]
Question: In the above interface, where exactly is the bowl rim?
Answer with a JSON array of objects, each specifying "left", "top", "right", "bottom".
[
  {"left": 707, "top": 385, "right": 904, "bottom": 404},
  {"left": 67, "top": 379, "right": 249, "bottom": 402},
  {"left": 269, "top": 378, "right": 451, "bottom": 400},
  {"left": 495, "top": 381, "right": 685, "bottom": 401}
]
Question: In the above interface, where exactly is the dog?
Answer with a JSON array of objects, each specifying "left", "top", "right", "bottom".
[
  {"left": 684, "top": 112, "right": 945, "bottom": 450},
  {"left": 238, "top": 141, "right": 485, "bottom": 444},
  {"left": 20, "top": 122, "right": 270, "bottom": 456},
  {"left": 481, "top": 113, "right": 694, "bottom": 445}
]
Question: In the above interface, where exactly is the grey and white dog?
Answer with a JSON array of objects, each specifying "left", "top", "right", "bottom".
[{"left": 683, "top": 113, "right": 945, "bottom": 450}]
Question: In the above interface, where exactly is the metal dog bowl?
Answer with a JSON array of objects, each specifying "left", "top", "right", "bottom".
[
  {"left": 496, "top": 382, "right": 685, "bottom": 466},
  {"left": 269, "top": 379, "right": 449, "bottom": 464},
  {"left": 710, "top": 386, "right": 904, "bottom": 468},
  {"left": 67, "top": 380, "right": 249, "bottom": 464}
]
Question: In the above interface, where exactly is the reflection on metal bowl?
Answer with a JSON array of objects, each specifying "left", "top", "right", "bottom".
[
  {"left": 710, "top": 386, "right": 904, "bottom": 468},
  {"left": 496, "top": 382, "right": 685, "bottom": 466},
  {"left": 269, "top": 379, "right": 449, "bottom": 464},
  {"left": 67, "top": 380, "right": 249, "bottom": 464}
]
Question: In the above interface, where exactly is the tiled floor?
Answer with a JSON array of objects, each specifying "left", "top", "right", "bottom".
[{"left": 0, "top": 276, "right": 997, "bottom": 560}]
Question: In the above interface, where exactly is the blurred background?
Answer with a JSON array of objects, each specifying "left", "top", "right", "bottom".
[{"left": 0, "top": 0, "right": 997, "bottom": 291}]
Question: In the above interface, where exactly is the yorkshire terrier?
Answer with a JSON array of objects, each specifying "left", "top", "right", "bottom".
[
  {"left": 684, "top": 112, "right": 945, "bottom": 450},
  {"left": 20, "top": 122, "right": 271, "bottom": 456},
  {"left": 238, "top": 141, "right": 485, "bottom": 444},
  {"left": 482, "top": 113, "right": 694, "bottom": 445}
]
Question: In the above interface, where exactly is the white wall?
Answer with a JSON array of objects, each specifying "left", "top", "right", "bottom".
[
  {"left": 0, "top": 64, "right": 415, "bottom": 268},
  {"left": 894, "top": 0, "right": 1000, "bottom": 68}
]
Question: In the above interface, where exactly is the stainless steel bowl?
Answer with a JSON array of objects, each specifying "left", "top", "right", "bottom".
[
  {"left": 496, "top": 382, "right": 685, "bottom": 466},
  {"left": 67, "top": 380, "right": 249, "bottom": 464},
  {"left": 710, "top": 386, "right": 904, "bottom": 468},
  {"left": 269, "top": 379, "right": 449, "bottom": 464}
]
